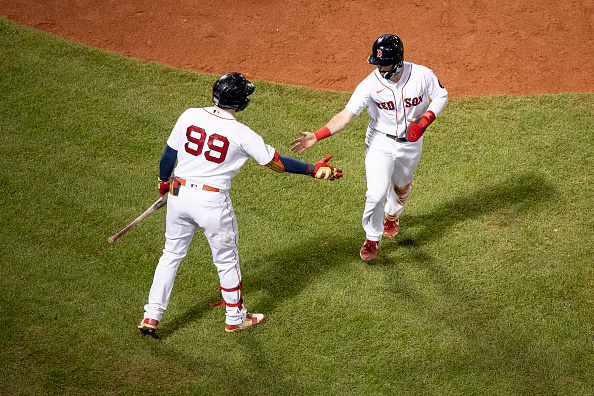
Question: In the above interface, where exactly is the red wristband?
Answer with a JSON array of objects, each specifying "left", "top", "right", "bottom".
[
  {"left": 423, "top": 110, "right": 436, "bottom": 124},
  {"left": 313, "top": 126, "right": 331, "bottom": 141}
]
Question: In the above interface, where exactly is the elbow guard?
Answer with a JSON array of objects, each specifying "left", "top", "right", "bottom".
[{"left": 265, "top": 151, "right": 286, "bottom": 173}]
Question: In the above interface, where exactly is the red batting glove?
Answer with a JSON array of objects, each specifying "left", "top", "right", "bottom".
[
  {"left": 406, "top": 110, "right": 436, "bottom": 142},
  {"left": 311, "top": 155, "right": 343, "bottom": 180},
  {"left": 158, "top": 179, "right": 170, "bottom": 196}
]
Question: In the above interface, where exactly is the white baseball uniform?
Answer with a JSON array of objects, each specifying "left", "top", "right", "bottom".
[
  {"left": 143, "top": 106, "right": 275, "bottom": 325},
  {"left": 345, "top": 61, "right": 448, "bottom": 241}
]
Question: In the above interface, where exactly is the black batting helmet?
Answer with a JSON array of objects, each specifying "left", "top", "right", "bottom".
[
  {"left": 212, "top": 72, "right": 255, "bottom": 111},
  {"left": 367, "top": 34, "right": 404, "bottom": 79}
]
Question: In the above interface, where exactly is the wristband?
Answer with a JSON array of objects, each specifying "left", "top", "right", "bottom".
[
  {"left": 313, "top": 126, "right": 331, "bottom": 141},
  {"left": 423, "top": 110, "right": 436, "bottom": 124}
]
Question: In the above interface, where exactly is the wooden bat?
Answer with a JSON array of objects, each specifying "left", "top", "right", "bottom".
[{"left": 108, "top": 193, "right": 168, "bottom": 244}]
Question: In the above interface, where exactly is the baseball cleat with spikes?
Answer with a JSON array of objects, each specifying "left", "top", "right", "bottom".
[
  {"left": 138, "top": 318, "right": 159, "bottom": 334},
  {"left": 225, "top": 313, "right": 265, "bottom": 332},
  {"left": 383, "top": 216, "right": 399, "bottom": 237},
  {"left": 360, "top": 239, "right": 378, "bottom": 261}
]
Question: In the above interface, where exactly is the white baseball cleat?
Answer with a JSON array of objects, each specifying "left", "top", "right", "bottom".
[
  {"left": 138, "top": 318, "right": 159, "bottom": 334},
  {"left": 225, "top": 313, "right": 265, "bottom": 332}
]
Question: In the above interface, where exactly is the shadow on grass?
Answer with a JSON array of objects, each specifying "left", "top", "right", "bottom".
[
  {"left": 140, "top": 291, "right": 221, "bottom": 340},
  {"left": 160, "top": 171, "right": 554, "bottom": 334},
  {"left": 389, "top": 171, "right": 554, "bottom": 251},
  {"left": 253, "top": 171, "right": 554, "bottom": 302},
  {"left": 147, "top": 172, "right": 560, "bottom": 394}
]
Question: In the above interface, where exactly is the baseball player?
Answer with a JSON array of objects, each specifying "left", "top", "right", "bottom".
[
  {"left": 291, "top": 34, "right": 448, "bottom": 261},
  {"left": 139, "top": 72, "right": 342, "bottom": 334}
]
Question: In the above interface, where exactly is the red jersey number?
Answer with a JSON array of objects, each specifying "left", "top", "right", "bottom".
[{"left": 185, "top": 126, "right": 229, "bottom": 164}]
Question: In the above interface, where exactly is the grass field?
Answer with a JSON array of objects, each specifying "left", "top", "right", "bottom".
[{"left": 1, "top": 17, "right": 593, "bottom": 395}]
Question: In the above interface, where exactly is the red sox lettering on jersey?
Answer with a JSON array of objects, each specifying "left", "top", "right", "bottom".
[{"left": 375, "top": 95, "right": 423, "bottom": 110}]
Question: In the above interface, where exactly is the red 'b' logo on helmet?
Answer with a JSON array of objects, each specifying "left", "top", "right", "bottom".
[{"left": 377, "top": 49, "right": 383, "bottom": 58}]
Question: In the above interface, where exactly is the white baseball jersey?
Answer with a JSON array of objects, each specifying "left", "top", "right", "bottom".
[
  {"left": 167, "top": 107, "right": 275, "bottom": 190},
  {"left": 346, "top": 61, "right": 448, "bottom": 149}
]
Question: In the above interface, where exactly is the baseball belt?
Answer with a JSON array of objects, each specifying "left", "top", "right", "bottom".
[
  {"left": 385, "top": 134, "right": 409, "bottom": 143},
  {"left": 169, "top": 176, "right": 220, "bottom": 196}
]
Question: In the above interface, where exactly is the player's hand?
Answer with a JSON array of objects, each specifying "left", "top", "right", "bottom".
[
  {"left": 158, "top": 179, "right": 170, "bottom": 196},
  {"left": 311, "top": 154, "right": 343, "bottom": 180},
  {"left": 406, "top": 110, "right": 436, "bottom": 142},
  {"left": 291, "top": 131, "right": 317, "bottom": 155}
]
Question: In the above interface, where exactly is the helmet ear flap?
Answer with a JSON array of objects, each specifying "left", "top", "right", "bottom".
[
  {"left": 235, "top": 80, "right": 254, "bottom": 110},
  {"left": 246, "top": 81, "right": 255, "bottom": 95},
  {"left": 237, "top": 96, "right": 251, "bottom": 111}
]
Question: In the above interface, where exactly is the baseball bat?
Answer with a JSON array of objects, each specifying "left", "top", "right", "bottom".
[{"left": 108, "top": 193, "right": 168, "bottom": 244}]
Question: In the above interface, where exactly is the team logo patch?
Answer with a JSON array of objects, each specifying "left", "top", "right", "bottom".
[{"left": 377, "top": 49, "right": 382, "bottom": 58}]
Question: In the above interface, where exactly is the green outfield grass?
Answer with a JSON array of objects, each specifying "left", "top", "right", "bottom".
[{"left": 1, "top": 17, "right": 593, "bottom": 395}]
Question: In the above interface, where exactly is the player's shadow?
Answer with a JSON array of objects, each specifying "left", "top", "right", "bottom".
[
  {"left": 394, "top": 171, "right": 554, "bottom": 250},
  {"left": 159, "top": 171, "right": 554, "bottom": 335},
  {"left": 142, "top": 292, "right": 221, "bottom": 339},
  {"left": 246, "top": 171, "right": 555, "bottom": 311}
]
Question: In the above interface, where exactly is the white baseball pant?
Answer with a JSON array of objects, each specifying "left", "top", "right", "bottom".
[
  {"left": 143, "top": 183, "right": 247, "bottom": 325},
  {"left": 362, "top": 138, "right": 423, "bottom": 241}
]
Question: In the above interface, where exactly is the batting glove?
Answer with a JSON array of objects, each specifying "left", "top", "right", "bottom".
[
  {"left": 406, "top": 110, "right": 436, "bottom": 142},
  {"left": 310, "top": 155, "right": 343, "bottom": 180},
  {"left": 158, "top": 179, "right": 170, "bottom": 196}
]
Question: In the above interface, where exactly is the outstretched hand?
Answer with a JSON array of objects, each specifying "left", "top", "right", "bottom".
[
  {"left": 311, "top": 154, "right": 343, "bottom": 180},
  {"left": 291, "top": 131, "right": 317, "bottom": 155}
]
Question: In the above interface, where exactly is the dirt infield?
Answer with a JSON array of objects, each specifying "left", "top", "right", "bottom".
[{"left": 2, "top": 0, "right": 592, "bottom": 97}]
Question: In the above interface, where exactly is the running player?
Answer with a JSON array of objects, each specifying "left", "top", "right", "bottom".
[{"left": 291, "top": 34, "right": 448, "bottom": 261}]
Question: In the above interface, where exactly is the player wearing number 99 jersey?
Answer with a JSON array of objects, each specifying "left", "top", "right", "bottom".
[
  {"left": 167, "top": 107, "right": 275, "bottom": 191},
  {"left": 139, "top": 73, "right": 342, "bottom": 334}
]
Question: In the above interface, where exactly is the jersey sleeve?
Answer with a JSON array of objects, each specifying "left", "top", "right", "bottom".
[
  {"left": 166, "top": 109, "right": 192, "bottom": 151},
  {"left": 425, "top": 68, "right": 448, "bottom": 101},
  {"left": 239, "top": 125, "right": 276, "bottom": 166},
  {"left": 345, "top": 79, "right": 370, "bottom": 116},
  {"left": 424, "top": 68, "right": 448, "bottom": 117}
]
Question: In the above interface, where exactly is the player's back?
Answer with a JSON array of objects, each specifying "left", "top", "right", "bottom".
[{"left": 167, "top": 107, "right": 274, "bottom": 190}]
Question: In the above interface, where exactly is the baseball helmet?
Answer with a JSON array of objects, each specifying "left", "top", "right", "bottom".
[
  {"left": 212, "top": 72, "right": 255, "bottom": 111},
  {"left": 367, "top": 34, "right": 404, "bottom": 80}
]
